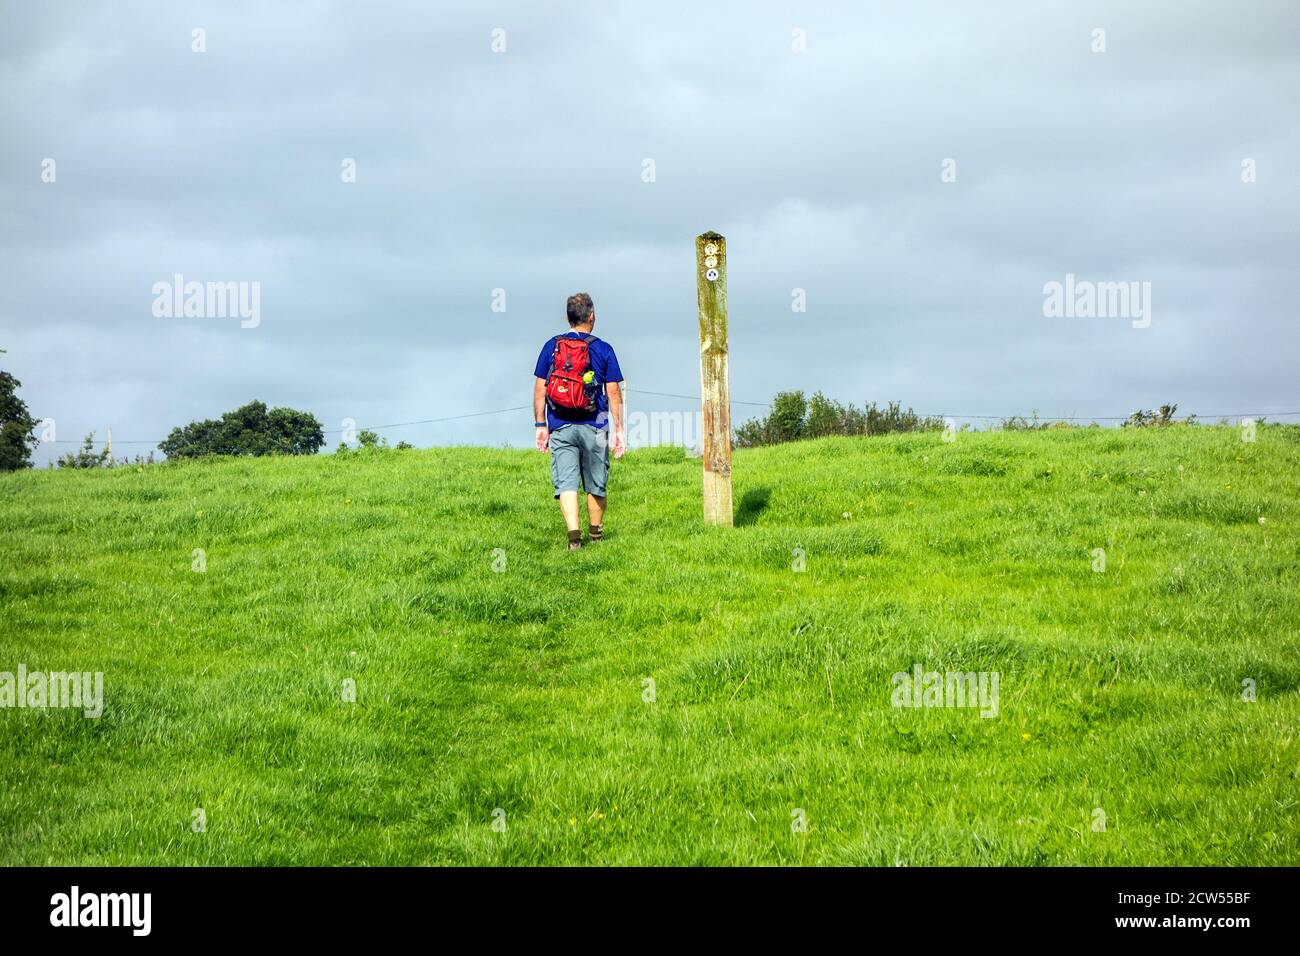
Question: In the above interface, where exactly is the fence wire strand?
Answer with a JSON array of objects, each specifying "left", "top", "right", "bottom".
[{"left": 41, "top": 388, "right": 1300, "bottom": 445}]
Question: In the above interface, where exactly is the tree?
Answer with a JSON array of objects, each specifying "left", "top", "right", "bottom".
[
  {"left": 768, "top": 391, "right": 808, "bottom": 443},
  {"left": 0, "top": 362, "right": 39, "bottom": 471},
  {"left": 159, "top": 400, "right": 324, "bottom": 459},
  {"left": 806, "top": 391, "right": 846, "bottom": 438}
]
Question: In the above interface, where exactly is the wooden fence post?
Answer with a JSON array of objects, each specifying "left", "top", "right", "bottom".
[{"left": 696, "top": 231, "right": 733, "bottom": 526}]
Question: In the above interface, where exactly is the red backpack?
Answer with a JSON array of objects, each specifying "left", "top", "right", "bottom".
[{"left": 545, "top": 334, "right": 599, "bottom": 414}]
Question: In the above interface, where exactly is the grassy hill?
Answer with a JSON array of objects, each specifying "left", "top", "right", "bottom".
[{"left": 2, "top": 425, "right": 1298, "bottom": 865}]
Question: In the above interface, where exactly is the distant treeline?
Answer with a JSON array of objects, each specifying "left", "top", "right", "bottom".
[
  {"left": 735, "top": 394, "right": 1202, "bottom": 447},
  {"left": 50, "top": 400, "right": 325, "bottom": 468},
  {"left": 735, "top": 392, "right": 945, "bottom": 447}
]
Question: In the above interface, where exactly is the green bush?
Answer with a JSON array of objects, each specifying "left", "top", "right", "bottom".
[
  {"left": 1123, "top": 404, "right": 1194, "bottom": 428},
  {"left": 56, "top": 432, "right": 112, "bottom": 469},
  {"left": 159, "top": 400, "right": 324, "bottom": 459}
]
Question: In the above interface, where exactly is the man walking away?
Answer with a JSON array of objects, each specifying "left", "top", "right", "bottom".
[{"left": 533, "top": 292, "right": 626, "bottom": 550}]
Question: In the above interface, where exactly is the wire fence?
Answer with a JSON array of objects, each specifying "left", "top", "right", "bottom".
[{"left": 40, "top": 385, "right": 1300, "bottom": 445}]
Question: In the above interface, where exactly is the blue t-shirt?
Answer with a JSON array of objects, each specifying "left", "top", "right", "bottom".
[{"left": 534, "top": 332, "right": 624, "bottom": 431}]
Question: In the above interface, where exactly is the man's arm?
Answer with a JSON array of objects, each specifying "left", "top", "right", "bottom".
[
  {"left": 533, "top": 377, "right": 548, "bottom": 452},
  {"left": 607, "top": 381, "right": 625, "bottom": 458}
]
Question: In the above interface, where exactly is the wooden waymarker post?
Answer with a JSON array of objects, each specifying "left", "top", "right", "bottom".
[{"left": 696, "top": 231, "right": 733, "bottom": 525}]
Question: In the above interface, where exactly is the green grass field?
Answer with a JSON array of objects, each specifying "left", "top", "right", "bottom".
[{"left": 2, "top": 425, "right": 1297, "bottom": 865}]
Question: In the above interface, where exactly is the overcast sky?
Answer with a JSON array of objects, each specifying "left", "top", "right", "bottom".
[{"left": 2, "top": 0, "right": 1298, "bottom": 461}]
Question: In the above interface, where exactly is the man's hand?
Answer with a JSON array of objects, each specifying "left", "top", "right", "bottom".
[
  {"left": 606, "top": 381, "right": 625, "bottom": 460},
  {"left": 533, "top": 378, "right": 549, "bottom": 451}
]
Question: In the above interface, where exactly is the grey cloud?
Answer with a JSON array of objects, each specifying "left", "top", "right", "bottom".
[{"left": 1, "top": 0, "right": 1297, "bottom": 463}]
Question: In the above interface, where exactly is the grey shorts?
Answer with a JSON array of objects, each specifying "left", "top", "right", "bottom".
[{"left": 550, "top": 423, "right": 610, "bottom": 498}]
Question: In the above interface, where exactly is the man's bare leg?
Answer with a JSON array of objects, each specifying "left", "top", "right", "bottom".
[
  {"left": 587, "top": 494, "right": 605, "bottom": 540},
  {"left": 559, "top": 491, "right": 581, "bottom": 532}
]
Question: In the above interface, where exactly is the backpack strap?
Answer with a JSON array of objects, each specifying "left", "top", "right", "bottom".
[{"left": 583, "top": 336, "right": 603, "bottom": 400}]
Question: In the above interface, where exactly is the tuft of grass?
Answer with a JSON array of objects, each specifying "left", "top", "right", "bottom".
[{"left": 1, "top": 425, "right": 1297, "bottom": 865}]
